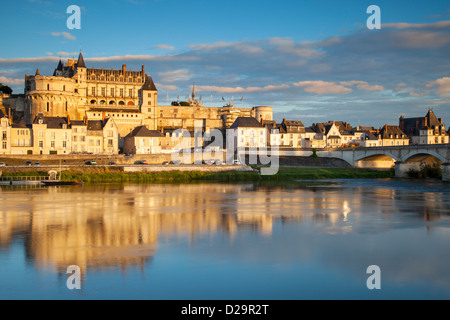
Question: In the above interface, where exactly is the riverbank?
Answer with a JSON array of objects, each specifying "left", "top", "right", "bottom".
[{"left": 0, "top": 166, "right": 395, "bottom": 183}]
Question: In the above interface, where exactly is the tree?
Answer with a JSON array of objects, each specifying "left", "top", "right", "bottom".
[
  {"left": 179, "top": 101, "right": 190, "bottom": 106},
  {"left": 0, "top": 83, "right": 13, "bottom": 95}
]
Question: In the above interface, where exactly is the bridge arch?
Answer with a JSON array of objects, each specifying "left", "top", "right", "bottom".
[
  {"left": 354, "top": 151, "right": 400, "bottom": 162},
  {"left": 354, "top": 153, "right": 397, "bottom": 169},
  {"left": 402, "top": 150, "right": 446, "bottom": 163}
]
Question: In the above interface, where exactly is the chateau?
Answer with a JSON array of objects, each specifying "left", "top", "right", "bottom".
[{"left": 2, "top": 52, "right": 273, "bottom": 146}]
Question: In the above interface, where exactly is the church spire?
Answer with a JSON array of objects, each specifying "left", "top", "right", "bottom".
[
  {"left": 192, "top": 82, "right": 196, "bottom": 100},
  {"left": 35, "top": 68, "right": 40, "bottom": 76},
  {"left": 76, "top": 51, "right": 86, "bottom": 68}
]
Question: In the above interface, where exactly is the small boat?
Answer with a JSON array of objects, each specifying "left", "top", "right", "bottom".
[{"left": 41, "top": 180, "right": 83, "bottom": 186}]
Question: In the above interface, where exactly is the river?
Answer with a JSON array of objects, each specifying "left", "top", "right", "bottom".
[{"left": 0, "top": 178, "right": 449, "bottom": 300}]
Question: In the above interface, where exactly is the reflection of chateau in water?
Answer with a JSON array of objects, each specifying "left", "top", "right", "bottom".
[{"left": 0, "top": 182, "right": 449, "bottom": 274}]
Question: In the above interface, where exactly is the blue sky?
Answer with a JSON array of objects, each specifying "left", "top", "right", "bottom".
[{"left": 0, "top": 0, "right": 449, "bottom": 127}]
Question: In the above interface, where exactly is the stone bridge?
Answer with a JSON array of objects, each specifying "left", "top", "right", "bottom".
[{"left": 316, "top": 144, "right": 450, "bottom": 181}]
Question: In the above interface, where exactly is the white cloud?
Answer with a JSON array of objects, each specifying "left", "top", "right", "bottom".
[
  {"left": 51, "top": 32, "right": 76, "bottom": 40},
  {"left": 197, "top": 84, "right": 290, "bottom": 93},
  {"left": 157, "top": 69, "right": 192, "bottom": 82},
  {"left": 427, "top": 77, "right": 450, "bottom": 96},
  {"left": 0, "top": 76, "right": 24, "bottom": 85},
  {"left": 340, "top": 80, "right": 384, "bottom": 91},
  {"left": 383, "top": 20, "right": 450, "bottom": 29},
  {"left": 154, "top": 44, "right": 175, "bottom": 50},
  {"left": 294, "top": 81, "right": 352, "bottom": 95},
  {"left": 155, "top": 83, "right": 177, "bottom": 91}
]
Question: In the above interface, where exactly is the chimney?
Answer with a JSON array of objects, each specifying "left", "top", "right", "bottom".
[
  {"left": 142, "top": 65, "right": 145, "bottom": 75},
  {"left": 67, "top": 114, "right": 70, "bottom": 126},
  {"left": 424, "top": 117, "right": 428, "bottom": 127},
  {"left": 122, "top": 64, "right": 127, "bottom": 73},
  {"left": 161, "top": 126, "right": 164, "bottom": 134},
  {"left": 439, "top": 118, "right": 442, "bottom": 125},
  {"left": 102, "top": 111, "right": 106, "bottom": 121}
]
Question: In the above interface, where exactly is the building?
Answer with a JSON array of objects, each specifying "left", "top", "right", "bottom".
[
  {"left": 123, "top": 125, "right": 164, "bottom": 155},
  {"left": 378, "top": 124, "right": 410, "bottom": 146},
  {"left": 4, "top": 52, "right": 273, "bottom": 148},
  {"left": 360, "top": 133, "right": 380, "bottom": 148},
  {"left": 228, "top": 117, "right": 267, "bottom": 149},
  {"left": 399, "top": 109, "right": 449, "bottom": 145}
]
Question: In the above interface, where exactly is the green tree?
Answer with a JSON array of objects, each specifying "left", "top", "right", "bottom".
[{"left": 0, "top": 83, "right": 13, "bottom": 94}]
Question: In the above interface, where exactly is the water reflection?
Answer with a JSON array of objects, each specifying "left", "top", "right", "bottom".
[{"left": 1, "top": 180, "right": 450, "bottom": 299}]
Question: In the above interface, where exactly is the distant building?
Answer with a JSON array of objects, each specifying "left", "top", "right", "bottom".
[
  {"left": 123, "top": 125, "right": 164, "bottom": 155},
  {"left": 399, "top": 109, "right": 449, "bottom": 145},
  {"left": 360, "top": 132, "right": 380, "bottom": 148},
  {"left": 378, "top": 124, "right": 409, "bottom": 146},
  {"left": 228, "top": 117, "right": 267, "bottom": 149}
]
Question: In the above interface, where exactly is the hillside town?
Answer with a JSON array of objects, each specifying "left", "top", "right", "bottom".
[{"left": 0, "top": 52, "right": 448, "bottom": 156}]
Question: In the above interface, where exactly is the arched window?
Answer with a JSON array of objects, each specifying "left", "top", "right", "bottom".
[
  {"left": 90, "top": 100, "right": 97, "bottom": 104},
  {"left": 109, "top": 101, "right": 115, "bottom": 105},
  {"left": 127, "top": 101, "right": 134, "bottom": 106},
  {"left": 118, "top": 101, "right": 125, "bottom": 105}
]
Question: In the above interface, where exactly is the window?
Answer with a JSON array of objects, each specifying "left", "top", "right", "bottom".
[
  {"left": 2, "top": 132, "right": 7, "bottom": 140},
  {"left": 63, "top": 85, "right": 65, "bottom": 91},
  {"left": 120, "top": 89, "right": 124, "bottom": 97},
  {"left": 73, "top": 136, "right": 78, "bottom": 142},
  {"left": 111, "top": 88, "right": 115, "bottom": 96},
  {"left": 63, "top": 141, "right": 67, "bottom": 149},
  {"left": 92, "top": 88, "right": 96, "bottom": 96},
  {"left": 51, "top": 141, "right": 55, "bottom": 149},
  {"left": 47, "top": 102, "right": 50, "bottom": 112},
  {"left": 47, "top": 84, "right": 50, "bottom": 90},
  {"left": 81, "top": 136, "right": 85, "bottom": 142},
  {"left": 2, "top": 141, "right": 6, "bottom": 149},
  {"left": 129, "top": 89, "right": 133, "bottom": 97},
  {"left": 39, "top": 131, "right": 44, "bottom": 138},
  {"left": 96, "top": 139, "right": 101, "bottom": 146},
  {"left": 50, "top": 132, "right": 55, "bottom": 139},
  {"left": 108, "top": 139, "right": 113, "bottom": 147},
  {"left": 101, "top": 88, "right": 106, "bottom": 96},
  {"left": 148, "top": 93, "right": 152, "bottom": 98},
  {"left": 65, "top": 102, "right": 68, "bottom": 112},
  {"left": 107, "top": 130, "right": 114, "bottom": 137}
]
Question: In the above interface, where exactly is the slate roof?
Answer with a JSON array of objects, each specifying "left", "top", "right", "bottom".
[
  {"left": 380, "top": 125, "right": 407, "bottom": 139},
  {"left": 142, "top": 76, "right": 157, "bottom": 91},
  {"left": 87, "top": 120, "right": 104, "bottom": 131},
  {"left": 230, "top": 117, "right": 264, "bottom": 128},
  {"left": 76, "top": 52, "right": 86, "bottom": 68},
  {"left": 125, "top": 125, "right": 163, "bottom": 138},
  {"left": 33, "top": 114, "right": 69, "bottom": 129}
]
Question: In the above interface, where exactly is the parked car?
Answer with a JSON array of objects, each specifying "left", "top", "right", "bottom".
[
  {"left": 162, "top": 161, "right": 169, "bottom": 166},
  {"left": 33, "top": 163, "right": 41, "bottom": 166},
  {"left": 214, "top": 160, "right": 223, "bottom": 165},
  {"left": 85, "top": 160, "right": 97, "bottom": 165},
  {"left": 134, "top": 160, "right": 149, "bottom": 165},
  {"left": 233, "top": 159, "right": 242, "bottom": 165},
  {"left": 109, "top": 161, "right": 116, "bottom": 165},
  {"left": 25, "top": 161, "right": 32, "bottom": 166},
  {"left": 0, "top": 162, "right": 6, "bottom": 167},
  {"left": 170, "top": 160, "right": 182, "bottom": 165},
  {"left": 203, "top": 160, "right": 213, "bottom": 165}
]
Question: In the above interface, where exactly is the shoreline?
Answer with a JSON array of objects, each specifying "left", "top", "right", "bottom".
[{"left": 0, "top": 166, "right": 395, "bottom": 184}]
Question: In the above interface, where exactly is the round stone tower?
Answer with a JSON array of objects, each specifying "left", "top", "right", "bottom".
[{"left": 253, "top": 106, "right": 273, "bottom": 123}]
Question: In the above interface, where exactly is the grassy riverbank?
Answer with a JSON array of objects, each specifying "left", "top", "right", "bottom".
[{"left": 0, "top": 166, "right": 395, "bottom": 183}]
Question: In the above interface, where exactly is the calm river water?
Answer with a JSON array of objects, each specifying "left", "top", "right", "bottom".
[{"left": 1, "top": 179, "right": 450, "bottom": 300}]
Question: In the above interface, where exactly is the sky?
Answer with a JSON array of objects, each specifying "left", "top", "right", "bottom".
[{"left": 0, "top": 0, "right": 449, "bottom": 128}]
